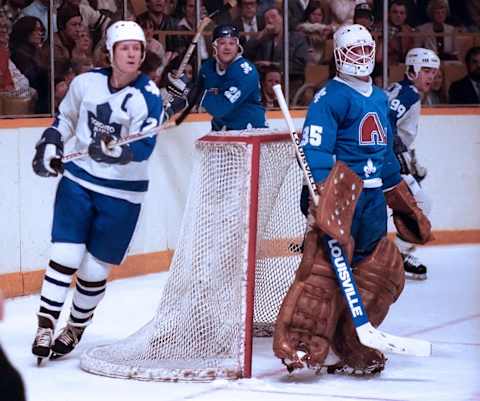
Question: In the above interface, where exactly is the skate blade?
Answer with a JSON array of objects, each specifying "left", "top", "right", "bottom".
[
  {"left": 405, "top": 272, "right": 427, "bottom": 280},
  {"left": 49, "top": 352, "right": 66, "bottom": 360}
]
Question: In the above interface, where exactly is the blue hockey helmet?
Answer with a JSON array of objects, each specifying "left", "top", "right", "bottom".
[{"left": 212, "top": 24, "right": 240, "bottom": 42}]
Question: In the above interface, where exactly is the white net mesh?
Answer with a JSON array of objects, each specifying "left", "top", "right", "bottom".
[{"left": 80, "top": 130, "right": 306, "bottom": 381}]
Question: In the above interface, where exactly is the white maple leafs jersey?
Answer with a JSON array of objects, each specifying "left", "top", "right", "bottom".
[{"left": 52, "top": 68, "right": 163, "bottom": 204}]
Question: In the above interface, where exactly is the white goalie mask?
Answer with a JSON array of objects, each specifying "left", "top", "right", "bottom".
[
  {"left": 333, "top": 24, "right": 376, "bottom": 77},
  {"left": 405, "top": 47, "right": 440, "bottom": 79},
  {"left": 106, "top": 20, "right": 146, "bottom": 63}
]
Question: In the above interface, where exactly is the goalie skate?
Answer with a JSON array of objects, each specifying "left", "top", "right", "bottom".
[
  {"left": 50, "top": 324, "right": 86, "bottom": 360},
  {"left": 402, "top": 253, "right": 427, "bottom": 280}
]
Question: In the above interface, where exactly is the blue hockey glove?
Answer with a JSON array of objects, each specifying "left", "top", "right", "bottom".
[{"left": 32, "top": 128, "right": 64, "bottom": 177}]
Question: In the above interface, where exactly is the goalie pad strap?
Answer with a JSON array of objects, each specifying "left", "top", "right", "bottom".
[
  {"left": 332, "top": 238, "right": 404, "bottom": 372},
  {"left": 385, "top": 180, "right": 432, "bottom": 244},
  {"left": 313, "top": 161, "right": 363, "bottom": 246}
]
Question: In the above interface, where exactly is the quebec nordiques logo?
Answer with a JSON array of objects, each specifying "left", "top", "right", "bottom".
[{"left": 358, "top": 112, "right": 387, "bottom": 146}]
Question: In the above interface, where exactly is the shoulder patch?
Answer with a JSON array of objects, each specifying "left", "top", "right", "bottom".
[{"left": 240, "top": 61, "right": 253, "bottom": 75}]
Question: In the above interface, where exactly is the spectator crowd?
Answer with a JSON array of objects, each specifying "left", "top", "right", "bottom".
[{"left": 0, "top": 0, "right": 478, "bottom": 116}]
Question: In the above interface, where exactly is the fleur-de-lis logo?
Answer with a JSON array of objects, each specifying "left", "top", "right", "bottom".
[{"left": 363, "top": 158, "right": 376, "bottom": 177}]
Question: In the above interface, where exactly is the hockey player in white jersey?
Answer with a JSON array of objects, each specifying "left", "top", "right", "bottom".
[
  {"left": 385, "top": 47, "right": 440, "bottom": 279},
  {"left": 31, "top": 20, "right": 163, "bottom": 364}
]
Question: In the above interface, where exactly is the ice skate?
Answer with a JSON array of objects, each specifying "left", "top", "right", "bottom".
[
  {"left": 50, "top": 323, "right": 85, "bottom": 360},
  {"left": 32, "top": 315, "right": 54, "bottom": 366},
  {"left": 402, "top": 253, "right": 427, "bottom": 280}
]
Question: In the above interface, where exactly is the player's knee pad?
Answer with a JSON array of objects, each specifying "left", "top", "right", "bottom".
[
  {"left": 77, "top": 252, "right": 111, "bottom": 283},
  {"left": 331, "top": 237, "right": 404, "bottom": 373},
  {"left": 50, "top": 242, "right": 86, "bottom": 270},
  {"left": 274, "top": 230, "right": 353, "bottom": 369}
]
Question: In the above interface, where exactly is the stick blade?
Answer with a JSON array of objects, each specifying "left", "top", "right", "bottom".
[{"left": 357, "top": 322, "right": 432, "bottom": 357}]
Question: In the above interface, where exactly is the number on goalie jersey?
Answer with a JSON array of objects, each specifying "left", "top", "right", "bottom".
[
  {"left": 198, "top": 24, "right": 267, "bottom": 131},
  {"left": 31, "top": 21, "right": 164, "bottom": 365}
]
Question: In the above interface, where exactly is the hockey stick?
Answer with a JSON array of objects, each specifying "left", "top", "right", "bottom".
[
  {"left": 61, "top": 117, "right": 178, "bottom": 163},
  {"left": 172, "top": 0, "right": 237, "bottom": 79},
  {"left": 272, "top": 84, "right": 431, "bottom": 357}
]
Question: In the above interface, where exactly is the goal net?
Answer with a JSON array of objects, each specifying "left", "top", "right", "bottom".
[{"left": 80, "top": 130, "right": 306, "bottom": 381}]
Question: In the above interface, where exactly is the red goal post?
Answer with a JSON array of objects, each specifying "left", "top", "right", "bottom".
[{"left": 80, "top": 129, "right": 307, "bottom": 381}]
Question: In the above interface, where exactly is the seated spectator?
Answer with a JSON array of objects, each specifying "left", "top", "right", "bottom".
[
  {"left": 20, "top": 0, "right": 56, "bottom": 37},
  {"left": 415, "top": 0, "right": 458, "bottom": 60},
  {"left": 59, "top": 0, "right": 110, "bottom": 47},
  {"left": 41, "top": 4, "right": 82, "bottom": 65},
  {"left": 71, "top": 24, "right": 94, "bottom": 66},
  {"left": 385, "top": 0, "right": 415, "bottom": 64},
  {"left": 10, "top": 16, "right": 50, "bottom": 113},
  {"left": 138, "top": 16, "right": 167, "bottom": 60},
  {"left": 448, "top": 46, "right": 480, "bottom": 104},
  {"left": 175, "top": 0, "right": 209, "bottom": 61},
  {"left": 296, "top": 1, "right": 333, "bottom": 65},
  {"left": 260, "top": 64, "right": 281, "bottom": 109},
  {"left": 0, "top": 0, "right": 27, "bottom": 26},
  {"left": 244, "top": 7, "right": 309, "bottom": 94},
  {"left": 465, "top": 0, "right": 480, "bottom": 33},
  {"left": 141, "top": 50, "right": 164, "bottom": 85},
  {"left": 0, "top": 15, "right": 36, "bottom": 100},
  {"left": 136, "top": 0, "right": 180, "bottom": 53},
  {"left": 232, "top": 0, "right": 265, "bottom": 43},
  {"left": 326, "top": 0, "right": 356, "bottom": 29},
  {"left": 422, "top": 66, "right": 446, "bottom": 104},
  {"left": 354, "top": 1, "right": 375, "bottom": 31}
]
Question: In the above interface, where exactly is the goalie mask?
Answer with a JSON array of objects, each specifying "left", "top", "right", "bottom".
[
  {"left": 212, "top": 24, "right": 244, "bottom": 62},
  {"left": 106, "top": 20, "right": 146, "bottom": 64},
  {"left": 333, "top": 24, "right": 376, "bottom": 77},
  {"left": 405, "top": 48, "right": 440, "bottom": 80}
]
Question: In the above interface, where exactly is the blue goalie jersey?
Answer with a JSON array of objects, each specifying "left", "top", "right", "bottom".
[
  {"left": 301, "top": 77, "right": 400, "bottom": 188},
  {"left": 199, "top": 56, "right": 267, "bottom": 131}
]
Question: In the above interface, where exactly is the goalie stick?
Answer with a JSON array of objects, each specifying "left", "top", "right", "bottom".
[{"left": 272, "top": 84, "right": 431, "bottom": 357}]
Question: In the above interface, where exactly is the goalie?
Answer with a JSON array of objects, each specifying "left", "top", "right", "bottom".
[{"left": 273, "top": 24, "right": 432, "bottom": 375}]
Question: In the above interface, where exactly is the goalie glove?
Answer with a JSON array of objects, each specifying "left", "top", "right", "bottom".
[
  {"left": 32, "top": 128, "right": 64, "bottom": 177},
  {"left": 88, "top": 133, "right": 133, "bottom": 165},
  {"left": 384, "top": 180, "right": 432, "bottom": 244}
]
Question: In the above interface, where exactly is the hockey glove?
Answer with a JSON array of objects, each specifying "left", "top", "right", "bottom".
[
  {"left": 32, "top": 128, "right": 64, "bottom": 177},
  {"left": 88, "top": 133, "right": 133, "bottom": 165},
  {"left": 385, "top": 180, "right": 432, "bottom": 244},
  {"left": 166, "top": 72, "right": 190, "bottom": 99}
]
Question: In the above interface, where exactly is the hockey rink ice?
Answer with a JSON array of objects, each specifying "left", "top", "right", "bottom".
[{"left": 1, "top": 244, "right": 479, "bottom": 401}]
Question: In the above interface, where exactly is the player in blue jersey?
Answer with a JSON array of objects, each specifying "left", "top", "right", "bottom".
[
  {"left": 273, "top": 25, "right": 432, "bottom": 375},
  {"left": 30, "top": 20, "right": 163, "bottom": 364},
  {"left": 385, "top": 48, "right": 440, "bottom": 280},
  {"left": 167, "top": 24, "right": 267, "bottom": 131}
]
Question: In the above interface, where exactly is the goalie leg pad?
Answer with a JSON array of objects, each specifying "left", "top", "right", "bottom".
[
  {"left": 273, "top": 230, "right": 353, "bottom": 370},
  {"left": 312, "top": 161, "right": 363, "bottom": 246},
  {"left": 331, "top": 237, "right": 404, "bottom": 373}
]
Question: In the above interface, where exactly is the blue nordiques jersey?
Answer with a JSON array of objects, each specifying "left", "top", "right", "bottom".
[
  {"left": 385, "top": 78, "right": 421, "bottom": 149},
  {"left": 302, "top": 77, "right": 400, "bottom": 187},
  {"left": 199, "top": 56, "right": 267, "bottom": 131},
  {"left": 52, "top": 68, "right": 163, "bottom": 204}
]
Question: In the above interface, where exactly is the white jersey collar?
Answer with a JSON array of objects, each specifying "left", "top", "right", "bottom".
[{"left": 334, "top": 73, "right": 373, "bottom": 97}]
